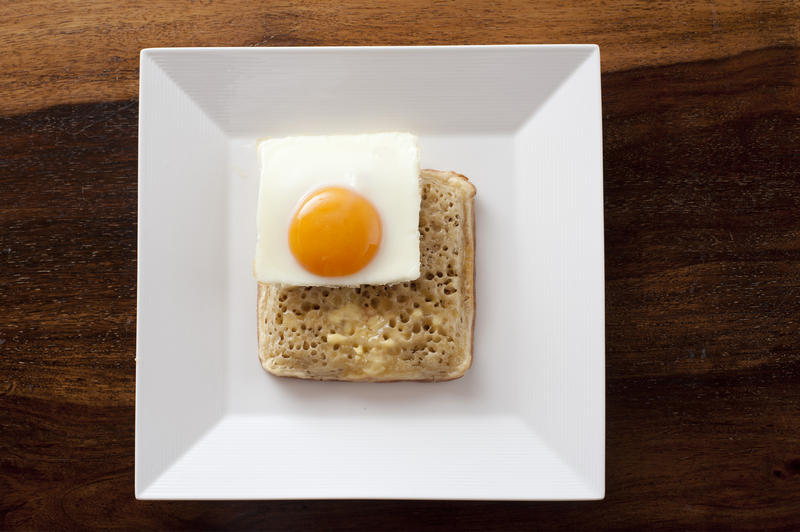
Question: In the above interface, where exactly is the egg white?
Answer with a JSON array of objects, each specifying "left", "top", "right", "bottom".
[{"left": 254, "top": 133, "right": 421, "bottom": 286}]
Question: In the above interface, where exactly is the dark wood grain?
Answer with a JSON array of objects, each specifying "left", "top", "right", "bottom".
[
  {"left": 1, "top": 0, "right": 798, "bottom": 115},
  {"left": 2, "top": 1, "right": 800, "bottom": 530}
]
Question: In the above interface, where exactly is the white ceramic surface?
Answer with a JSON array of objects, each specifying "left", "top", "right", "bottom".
[{"left": 136, "top": 45, "right": 605, "bottom": 500}]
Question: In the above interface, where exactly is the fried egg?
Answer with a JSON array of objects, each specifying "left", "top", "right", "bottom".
[{"left": 254, "top": 133, "right": 421, "bottom": 286}]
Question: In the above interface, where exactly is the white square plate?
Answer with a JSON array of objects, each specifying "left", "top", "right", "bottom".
[{"left": 136, "top": 45, "right": 605, "bottom": 500}]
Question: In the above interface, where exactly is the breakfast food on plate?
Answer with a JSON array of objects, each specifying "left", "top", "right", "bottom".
[
  {"left": 254, "top": 133, "right": 421, "bottom": 286},
  {"left": 255, "top": 133, "right": 475, "bottom": 382}
]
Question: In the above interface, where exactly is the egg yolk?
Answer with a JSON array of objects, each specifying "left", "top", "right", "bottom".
[{"left": 288, "top": 186, "right": 382, "bottom": 277}]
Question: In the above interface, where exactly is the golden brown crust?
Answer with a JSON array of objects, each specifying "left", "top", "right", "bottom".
[{"left": 257, "top": 169, "right": 476, "bottom": 382}]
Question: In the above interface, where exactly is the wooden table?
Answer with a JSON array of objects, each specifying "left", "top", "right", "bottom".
[{"left": 2, "top": 1, "right": 799, "bottom": 530}]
